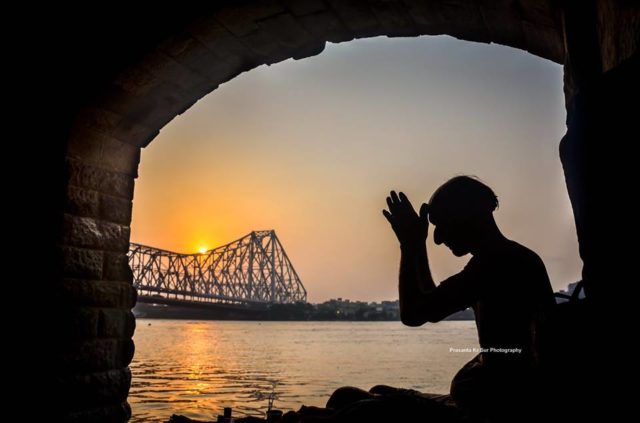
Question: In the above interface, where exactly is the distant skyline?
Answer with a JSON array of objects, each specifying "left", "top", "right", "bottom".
[{"left": 131, "top": 35, "right": 581, "bottom": 303}]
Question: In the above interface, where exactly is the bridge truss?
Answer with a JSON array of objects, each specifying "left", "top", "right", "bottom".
[{"left": 128, "top": 230, "right": 307, "bottom": 305}]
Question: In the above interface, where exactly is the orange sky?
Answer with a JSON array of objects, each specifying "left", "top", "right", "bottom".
[{"left": 131, "top": 36, "right": 581, "bottom": 302}]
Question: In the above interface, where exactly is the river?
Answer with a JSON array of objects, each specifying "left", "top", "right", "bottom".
[{"left": 130, "top": 320, "right": 478, "bottom": 422}]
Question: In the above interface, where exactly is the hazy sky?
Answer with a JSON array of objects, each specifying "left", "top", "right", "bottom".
[{"left": 131, "top": 35, "right": 581, "bottom": 302}]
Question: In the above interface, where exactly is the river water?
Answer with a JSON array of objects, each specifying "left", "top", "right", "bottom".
[{"left": 130, "top": 320, "right": 478, "bottom": 422}]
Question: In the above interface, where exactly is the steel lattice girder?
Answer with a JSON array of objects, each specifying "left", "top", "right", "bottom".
[{"left": 128, "top": 230, "right": 307, "bottom": 304}]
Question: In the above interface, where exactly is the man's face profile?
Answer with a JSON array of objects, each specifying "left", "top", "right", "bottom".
[{"left": 431, "top": 215, "right": 473, "bottom": 257}]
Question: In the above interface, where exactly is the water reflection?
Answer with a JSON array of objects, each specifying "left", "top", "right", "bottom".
[{"left": 130, "top": 320, "right": 477, "bottom": 422}]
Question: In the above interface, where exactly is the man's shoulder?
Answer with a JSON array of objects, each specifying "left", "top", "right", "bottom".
[
  {"left": 503, "top": 240, "right": 544, "bottom": 264},
  {"left": 494, "top": 240, "right": 550, "bottom": 281},
  {"left": 475, "top": 239, "right": 545, "bottom": 269}
]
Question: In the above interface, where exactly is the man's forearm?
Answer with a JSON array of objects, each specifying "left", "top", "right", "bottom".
[
  {"left": 400, "top": 242, "right": 435, "bottom": 294},
  {"left": 399, "top": 242, "right": 436, "bottom": 324}
]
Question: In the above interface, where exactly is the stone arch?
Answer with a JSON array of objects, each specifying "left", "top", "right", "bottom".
[{"left": 55, "top": 1, "right": 637, "bottom": 421}]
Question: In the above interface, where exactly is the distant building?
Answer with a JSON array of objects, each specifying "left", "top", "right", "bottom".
[
  {"left": 556, "top": 281, "right": 584, "bottom": 303},
  {"left": 309, "top": 297, "right": 474, "bottom": 321}
]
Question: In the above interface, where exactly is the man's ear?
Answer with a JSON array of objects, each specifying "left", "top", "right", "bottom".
[{"left": 433, "top": 226, "right": 442, "bottom": 245}]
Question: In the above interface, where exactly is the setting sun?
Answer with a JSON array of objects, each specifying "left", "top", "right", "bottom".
[{"left": 198, "top": 247, "right": 208, "bottom": 254}]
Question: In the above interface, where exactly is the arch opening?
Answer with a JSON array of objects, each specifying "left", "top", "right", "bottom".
[{"left": 127, "top": 35, "right": 579, "bottom": 421}]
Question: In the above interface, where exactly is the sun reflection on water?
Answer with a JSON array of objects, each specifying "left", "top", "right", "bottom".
[{"left": 129, "top": 320, "right": 478, "bottom": 422}]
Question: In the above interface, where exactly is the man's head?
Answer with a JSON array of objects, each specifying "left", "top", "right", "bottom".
[{"left": 428, "top": 176, "right": 499, "bottom": 256}]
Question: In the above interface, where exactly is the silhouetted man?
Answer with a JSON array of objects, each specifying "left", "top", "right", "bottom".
[
  {"left": 382, "top": 176, "right": 555, "bottom": 417},
  {"left": 294, "top": 176, "right": 555, "bottom": 423}
]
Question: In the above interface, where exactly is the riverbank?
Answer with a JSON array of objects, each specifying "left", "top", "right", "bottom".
[{"left": 133, "top": 301, "right": 474, "bottom": 321}]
